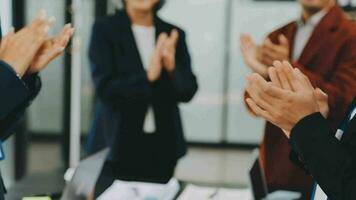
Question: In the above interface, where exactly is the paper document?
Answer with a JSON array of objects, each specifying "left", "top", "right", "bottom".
[
  {"left": 177, "top": 184, "right": 252, "bottom": 200},
  {"left": 98, "top": 178, "right": 180, "bottom": 200},
  {"left": 313, "top": 185, "right": 328, "bottom": 200}
]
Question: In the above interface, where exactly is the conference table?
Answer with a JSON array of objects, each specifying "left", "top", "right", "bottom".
[
  {"left": 6, "top": 149, "right": 305, "bottom": 200},
  {"left": 6, "top": 170, "right": 245, "bottom": 200}
]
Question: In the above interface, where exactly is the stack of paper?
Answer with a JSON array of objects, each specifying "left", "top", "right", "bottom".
[
  {"left": 177, "top": 184, "right": 252, "bottom": 200},
  {"left": 98, "top": 178, "right": 180, "bottom": 200}
]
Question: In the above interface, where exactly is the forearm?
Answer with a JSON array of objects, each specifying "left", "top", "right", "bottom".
[
  {"left": 290, "top": 113, "right": 356, "bottom": 200},
  {"left": 0, "top": 60, "right": 30, "bottom": 118},
  {"left": 0, "top": 61, "right": 41, "bottom": 141}
]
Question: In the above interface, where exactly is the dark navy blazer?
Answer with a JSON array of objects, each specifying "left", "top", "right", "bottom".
[
  {"left": 0, "top": 24, "right": 41, "bottom": 199},
  {"left": 86, "top": 10, "right": 198, "bottom": 164},
  {"left": 290, "top": 99, "right": 356, "bottom": 200}
]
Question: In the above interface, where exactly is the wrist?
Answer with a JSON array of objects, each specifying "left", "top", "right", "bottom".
[
  {"left": 2, "top": 59, "right": 26, "bottom": 77},
  {"left": 292, "top": 110, "right": 320, "bottom": 131}
]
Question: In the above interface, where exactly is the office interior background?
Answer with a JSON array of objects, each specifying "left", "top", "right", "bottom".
[{"left": 0, "top": 0, "right": 355, "bottom": 197}]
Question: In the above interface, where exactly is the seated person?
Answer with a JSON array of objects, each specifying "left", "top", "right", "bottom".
[{"left": 245, "top": 60, "right": 356, "bottom": 200}]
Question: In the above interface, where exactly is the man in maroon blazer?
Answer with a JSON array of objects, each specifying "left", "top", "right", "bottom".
[{"left": 240, "top": 0, "right": 356, "bottom": 197}]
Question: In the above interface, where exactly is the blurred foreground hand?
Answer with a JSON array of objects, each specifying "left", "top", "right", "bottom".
[{"left": 0, "top": 10, "right": 74, "bottom": 77}]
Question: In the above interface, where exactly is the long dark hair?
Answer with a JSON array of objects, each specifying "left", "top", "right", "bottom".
[{"left": 121, "top": 0, "right": 166, "bottom": 13}]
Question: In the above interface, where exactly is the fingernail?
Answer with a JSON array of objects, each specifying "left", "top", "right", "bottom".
[{"left": 65, "top": 23, "right": 72, "bottom": 28}]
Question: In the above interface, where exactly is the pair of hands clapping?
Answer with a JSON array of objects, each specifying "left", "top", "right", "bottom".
[
  {"left": 147, "top": 29, "right": 179, "bottom": 82},
  {"left": 245, "top": 61, "right": 329, "bottom": 138},
  {"left": 240, "top": 34, "right": 289, "bottom": 78},
  {"left": 0, "top": 10, "right": 74, "bottom": 77}
]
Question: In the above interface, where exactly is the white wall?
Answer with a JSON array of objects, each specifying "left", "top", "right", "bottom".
[
  {"left": 160, "top": 0, "right": 228, "bottom": 142},
  {"left": 26, "top": 0, "right": 66, "bottom": 134},
  {"left": 0, "top": 0, "right": 12, "bottom": 32},
  {"left": 0, "top": 0, "right": 15, "bottom": 187}
]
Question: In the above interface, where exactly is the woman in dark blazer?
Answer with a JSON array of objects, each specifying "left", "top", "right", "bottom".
[{"left": 87, "top": 0, "right": 198, "bottom": 186}]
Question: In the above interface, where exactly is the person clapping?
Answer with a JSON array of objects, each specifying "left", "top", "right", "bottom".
[
  {"left": 87, "top": 1, "right": 198, "bottom": 196},
  {"left": 245, "top": 61, "right": 356, "bottom": 200},
  {"left": 0, "top": 10, "right": 73, "bottom": 198}
]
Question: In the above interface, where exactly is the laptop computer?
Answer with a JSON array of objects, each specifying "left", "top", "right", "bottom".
[
  {"left": 248, "top": 149, "right": 269, "bottom": 200},
  {"left": 248, "top": 149, "right": 302, "bottom": 200}
]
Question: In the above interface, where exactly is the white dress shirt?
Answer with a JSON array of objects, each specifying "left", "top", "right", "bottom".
[
  {"left": 132, "top": 24, "right": 156, "bottom": 133},
  {"left": 292, "top": 10, "right": 327, "bottom": 61}
]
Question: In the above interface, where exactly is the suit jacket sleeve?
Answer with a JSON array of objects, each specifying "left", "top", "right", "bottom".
[
  {"left": 0, "top": 60, "right": 41, "bottom": 141},
  {"left": 89, "top": 20, "right": 152, "bottom": 105},
  {"left": 168, "top": 31, "right": 198, "bottom": 103},
  {"left": 291, "top": 36, "right": 356, "bottom": 130},
  {"left": 290, "top": 112, "right": 356, "bottom": 200}
]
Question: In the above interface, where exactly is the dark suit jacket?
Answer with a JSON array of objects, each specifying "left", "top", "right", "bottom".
[
  {"left": 0, "top": 25, "right": 41, "bottom": 199},
  {"left": 87, "top": 10, "right": 198, "bottom": 164},
  {"left": 290, "top": 99, "right": 356, "bottom": 200},
  {"left": 255, "top": 6, "right": 356, "bottom": 192}
]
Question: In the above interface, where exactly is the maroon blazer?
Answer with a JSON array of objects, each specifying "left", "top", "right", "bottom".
[{"left": 249, "top": 5, "right": 356, "bottom": 195}]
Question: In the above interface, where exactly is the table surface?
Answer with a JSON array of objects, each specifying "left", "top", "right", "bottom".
[
  {"left": 6, "top": 170, "right": 246, "bottom": 200},
  {"left": 6, "top": 171, "right": 65, "bottom": 200}
]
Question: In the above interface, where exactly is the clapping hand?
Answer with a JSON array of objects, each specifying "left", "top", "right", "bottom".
[
  {"left": 245, "top": 61, "right": 327, "bottom": 137},
  {"left": 268, "top": 61, "right": 329, "bottom": 118},
  {"left": 0, "top": 11, "right": 51, "bottom": 77},
  {"left": 147, "top": 29, "right": 180, "bottom": 82},
  {"left": 259, "top": 35, "right": 289, "bottom": 66},
  {"left": 0, "top": 10, "right": 74, "bottom": 77},
  {"left": 240, "top": 34, "right": 269, "bottom": 78},
  {"left": 28, "top": 22, "right": 74, "bottom": 74},
  {"left": 162, "top": 29, "right": 179, "bottom": 73},
  {"left": 147, "top": 33, "right": 168, "bottom": 82}
]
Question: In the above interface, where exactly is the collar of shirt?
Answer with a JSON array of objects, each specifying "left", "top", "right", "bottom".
[{"left": 296, "top": 9, "right": 328, "bottom": 28}]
